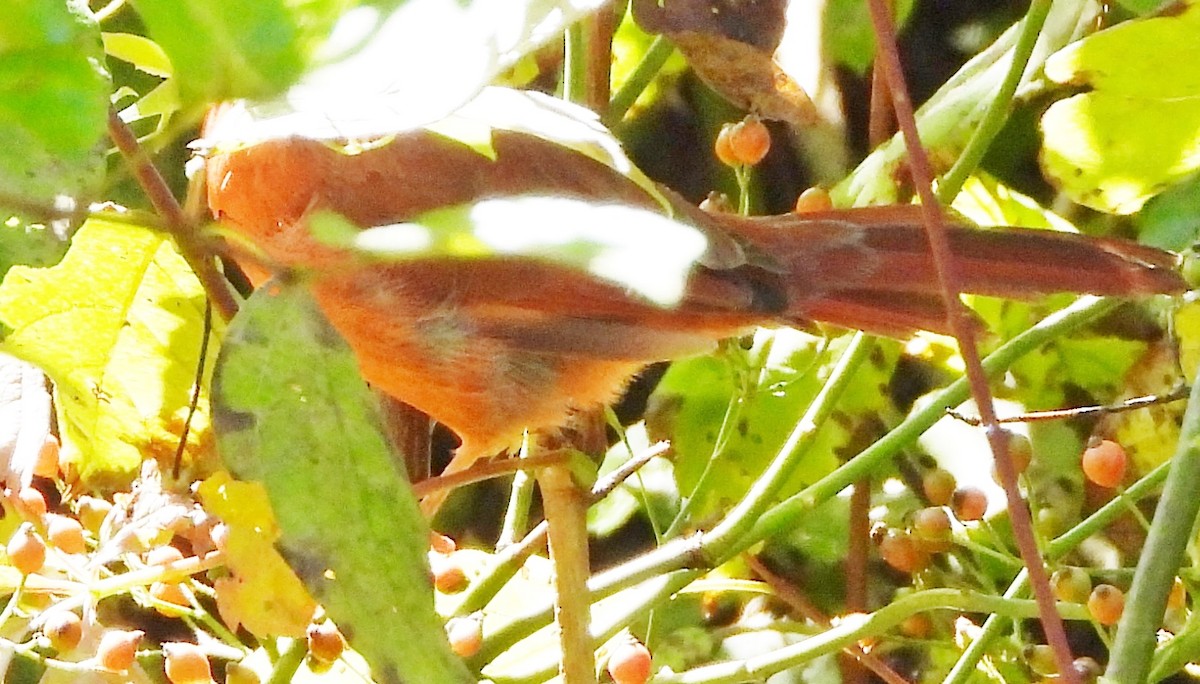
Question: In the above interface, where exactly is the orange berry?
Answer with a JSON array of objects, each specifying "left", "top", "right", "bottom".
[
  {"left": 446, "top": 616, "right": 482, "bottom": 658},
  {"left": 76, "top": 495, "right": 113, "bottom": 533},
  {"left": 97, "top": 629, "right": 144, "bottom": 672},
  {"left": 151, "top": 581, "right": 191, "bottom": 616},
  {"left": 715, "top": 115, "right": 771, "bottom": 167},
  {"left": 42, "top": 610, "right": 83, "bottom": 652},
  {"left": 898, "top": 613, "right": 932, "bottom": 639},
  {"left": 306, "top": 620, "right": 346, "bottom": 664},
  {"left": 951, "top": 487, "right": 988, "bottom": 522},
  {"left": 607, "top": 640, "right": 652, "bottom": 684},
  {"left": 921, "top": 468, "right": 956, "bottom": 507},
  {"left": 878, "top": 529, "right": 930, "bottom": 574},
  {"left": 911, "top": 507, "right": 952, "bottom": 554},
  {"left": 46, "top": 514, "right": 86, "bottom": 554},
  {"left": 433, "top": 555, "right": 469, "bottom": 593},
  {"left": 793, "top": 187, "right": 833, "bottom": 214},
  {"left": 729, "top": 115, "right": 770, "bottom": 166},
  {"left": 429, "top": 531, "right": 456, "bottom": 554},
  {"left": 1088, "top": 584, "right": 1125, "bottom": 626},
  {"left": 163, "top": 642, "right": 214, "bottom": 684},
  {"left": 1082, "top": 439, "right": 1127, "bottom": 488},
  {"left": 714, "top": 124, "right": 739, "bottom": 167},
  {"left": 7, "top": 523, "right": 46, "bottom": 575},
  {"left": 34, "top": 434, "right": 60, "bottom": 479},
  {"left": 146, "top": 545, "right": 186, "bottom": 566},
  {"left": 17, "top": 487, "right": 47, "bottom": 518}
]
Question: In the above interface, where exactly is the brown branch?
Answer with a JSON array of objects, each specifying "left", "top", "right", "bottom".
[
  {"left": 862, "top": 2, "right": 1078, "bottom": 681},
  {"left": 106, "top": 107, "right": 239, "bottom": 321}
]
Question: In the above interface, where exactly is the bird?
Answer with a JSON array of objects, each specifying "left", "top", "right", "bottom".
[{"left": 204, "top": 124, "right": 1187, "bottom": 505}]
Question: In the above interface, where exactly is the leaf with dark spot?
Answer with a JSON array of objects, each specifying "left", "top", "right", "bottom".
[{"left": 212, "top": 281, "right": 471, "bottom": 683}]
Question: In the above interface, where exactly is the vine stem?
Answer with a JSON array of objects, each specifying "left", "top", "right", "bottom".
[
  {"left": 946, "top": 457, "right": 1172, "bottom": 683},
  {"left": 863, "top": 0, "right": 1078, "bottom": 680},
  {"left": 471, "top": 297, "right": 1120, "bottom": 669},
  {"left": 106, "top": 107, "right": 239, "bottom": 321},
  {"left": 1107, "top": 379, "right": 1200, "bottom": 681}
]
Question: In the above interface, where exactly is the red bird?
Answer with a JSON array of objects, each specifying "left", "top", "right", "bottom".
[{"left": 205, "top": 126, "right": 1186, "bottom": 498}]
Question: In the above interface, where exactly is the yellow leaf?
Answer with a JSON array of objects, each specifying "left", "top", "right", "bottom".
[
  {"left": 0, "top": 219, "right": 219, "bottom": 484},
  {"left": 197, "top": 471, "right": 316, "bottom": 638}
]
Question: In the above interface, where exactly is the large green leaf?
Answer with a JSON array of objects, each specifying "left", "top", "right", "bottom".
[
  {"left": 0, "top": 0, "right": 107, "bottom": 224},
  {"left": 0, "top": 218, "right": 215, "bottom": 485},
  {"left": 1041, "top": 0, "right": 1200, "bottom": 215},
  {"left": 128, "top": 0, "right": 324, "bottom": 103},
  {"left": 212, "top": 282, "right": 471, "bottom": 684}
]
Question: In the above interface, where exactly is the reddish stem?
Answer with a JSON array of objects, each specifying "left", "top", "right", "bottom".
[
  {"left": 106, "top": 108, "right": 239, "bottom": 321},
  {"left": 862, "top": 2, "right": 1078, "bottom": 681}
]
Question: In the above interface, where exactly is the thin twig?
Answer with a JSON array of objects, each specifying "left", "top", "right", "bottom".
[
  {"left": 173, "top": 299, "right": 212, "bottom": 478},
  {"left": 410, "top": 452, "right": 569, "bottom": 499},
  {"left": 864, "top": 1, "right": 1078, "bottom": 679},
  {"left": 947, "top": 385, "right": 1190, "bottom": 425},
  {"left": 452, "top": 442, "right": 668, "bottom": 617},
  {"left": 747, "top": 555, "right": 913, "bottom": 684},
  {"left": 106, "top": 107, "right": 239, "bottom": 321}
]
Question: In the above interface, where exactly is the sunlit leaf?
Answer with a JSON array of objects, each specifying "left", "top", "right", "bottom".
[
  {"left": 0, "top": 0, "right": 107, "bottom": 223},
  {"left": 1041, "top": 0, "right": 1200, "bottom": 214},
  {"left": 102, "top": 32, "right": 172, "bottom": 77},
  {"left": 0, "top": 219, "right": 217, "bottom": 485},
  {"left": 215, "top": 0, "right": 607, "bottom": 142},
  {"left": 212, "top": 281, "right": 471, "bottom": 684},
  {"left": 196, "top": 472, "right": 317, "bottom": 638},
  {"left": 203, "top": 87, "right": 674, "bottom": 216},
  {"left": 312, "top": 194, "right": 708, "bottom": 306},
  {"left": 128, "top": 0, "right": 321, "bottom": 103}
]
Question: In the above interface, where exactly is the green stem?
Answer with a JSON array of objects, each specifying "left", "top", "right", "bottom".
[
  {"left": 606, "top": 35, "right": 674, "bottom": 125},
  {"left": 653, "top": 588, "right": 1089, "bottom": 684},
  {"left": 937, "top": 0, "right": 1053, "bottom": 203},
  {"left": 564, "top": 22, "right": 588, "bottom": 105},
  {"left": 266, "top": 638, "right": 308, "bottom": 684},
  {"left": 1106, "top": 378, "right": 1200, "bottom": 682},
  {"left": 498, "top": 435, "right": 535, "bottom": 548},
  {"left": 945, "top": 458, "right": 1172, "bottom": 684},
  {"left": 473, "top": 297, "right": 1119, "bottom": 672},
  {"left": 703, "top": 333, "right": 874, "bottom": 560},
  {"left": 747, "top": 298, "right": 1118, "bottom": 549}
]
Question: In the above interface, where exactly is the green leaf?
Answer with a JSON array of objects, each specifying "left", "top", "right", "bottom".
[
  {"left": 311, "top": 194, "right": 709, "bottom": 306},
  {"left": 1041, "top": 1, "right": 1200, "bottom": 214},
  {"left": 0, "top": 0, "right": 107, "bottom": 222},
  {"left": 204, "top": 0, "right": 608, "bottom": 143},
  {"left": 824, "top": 0, "right": 915, "bottom": 75},
  {"left": 212, "top": 282, "right": 471, "bottom": 684},
  {"left": 128, "top": 0, "right": 313, "bottom": 103},
  {"left": 652, "top": 330, "right": 895, "bottom": 523},
  {"left": 102, "top": 32, "right": 172, "bottom": 77},
  {"left": 0, "top": 218, "right": 216, "bottom": 485}
]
